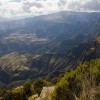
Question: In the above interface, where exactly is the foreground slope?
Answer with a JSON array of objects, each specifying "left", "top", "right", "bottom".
[
  {"left": 52, "top": 59, "right": 100, "bottom": 100},
  {"left": 0, "top": 58, "right": 100, "bottom": 100}
]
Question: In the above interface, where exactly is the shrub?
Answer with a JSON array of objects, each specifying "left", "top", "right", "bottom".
[
  {"left": 33, "top": 79, "right": 51, "bottom": 95},
  {"left": 52, "top": 59, "right": 100, "bottom": 100}
]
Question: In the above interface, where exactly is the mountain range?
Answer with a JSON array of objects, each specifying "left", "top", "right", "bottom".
[
  {"left": 0, "top": 11, "right": 100, "bottom": 55},
  {"left": 0, "top": 11, "right": 100, "bottom": 88}
]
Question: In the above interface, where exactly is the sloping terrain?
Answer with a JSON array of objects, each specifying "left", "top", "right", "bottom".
[
  {"left": 0, "top": 11, "right": 100, "bottom": 55},
  {"left": 0, "top": 36, "right": 100, "bottom": 86},
  {"left": 52, "top": 58, "right": 100, "bottom": 100},
  {"left": 35, "top": 86, "right": 54, "bottom": 100},
  {"left": 0, "top": 52, "right": 38, "bottom": 84},
  {"left": 0, "top": 58, "right": 100, "bottom": 100},
  {"left": 0, "top": 11, "right": 99, "bottom": 100},
  {"left": 0, "top": 11, "right": 100, "bottom": 88}
]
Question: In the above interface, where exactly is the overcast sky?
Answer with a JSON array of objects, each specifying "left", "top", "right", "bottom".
[{"left": 0, "top": 0, "right": 100, "bottom": 18}]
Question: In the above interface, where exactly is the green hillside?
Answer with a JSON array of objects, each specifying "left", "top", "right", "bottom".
[
  {"left": 0, "top": 58, "right": 100, "bottom": 100},
  {"left": 52, "top": 59, "right": 100, "bottom": 100}
]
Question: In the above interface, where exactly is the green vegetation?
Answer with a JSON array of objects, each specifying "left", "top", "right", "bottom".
[
  {"left": 52, "top": 59, "right": 100, "bottom": 100},
  {"left": 0, "top": 59, "right": 100, "bottom": 100},
  {"left": 33, "top": 79, "right": 52, "bottom": 95},
  {"left": 0, "top": 79, "right": 51, "bottom": 100}
]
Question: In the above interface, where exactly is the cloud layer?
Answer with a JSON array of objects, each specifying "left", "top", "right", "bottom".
[{"left": 0, "top": 0, "right": 100, "bottom": 18}]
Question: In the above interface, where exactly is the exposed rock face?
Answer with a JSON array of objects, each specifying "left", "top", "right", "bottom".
[
  {"left": 36, "top": 86, "right": 54, "bottom": 100},
  {"left": 39, "top": 86, "right": 54, "bottom": 100},
  {"left": 28, "top": 86, "right": 54, "bottom": 100}
]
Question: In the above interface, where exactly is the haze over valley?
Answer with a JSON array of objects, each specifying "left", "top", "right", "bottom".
[{"left": 0, "top": 0, "right": 100, "bottom": 100}]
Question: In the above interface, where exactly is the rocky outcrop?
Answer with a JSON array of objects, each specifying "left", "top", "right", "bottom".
[
  {"left": 37, "top": 86, "right": 54, "bottom": 100},
  {"left": 29, "top": 86, "right": 55, "bottom": 100}
]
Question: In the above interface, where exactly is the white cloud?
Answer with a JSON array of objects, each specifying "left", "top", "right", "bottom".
[
  {"left": 66, "top": 0, "right": 100, "bottom": 11},
  {"left": 0, "top": 0, "right": 99, "bottom": 18}
]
